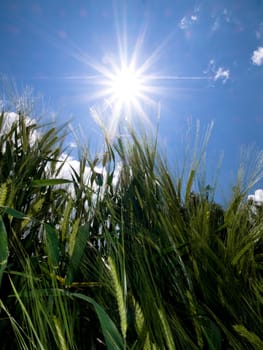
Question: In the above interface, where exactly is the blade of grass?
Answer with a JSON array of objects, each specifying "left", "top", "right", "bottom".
[{"left": 0, "top": 216, "right": 8, "bottom": 286}]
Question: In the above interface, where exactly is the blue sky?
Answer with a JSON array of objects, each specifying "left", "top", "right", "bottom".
[{"left": 1, "top": 0, "right": 263, "bottom": 202}]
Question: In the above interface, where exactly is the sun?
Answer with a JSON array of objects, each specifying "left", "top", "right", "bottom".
[
  {"left": 110, "top": 65, "right": 142, "bottom": 105},
  {"left": 72, "top": 21, "right": 168, "bottom": 139},
  {"left": 85, "top": 50, "right": 159, "bottom": 139},
  {"left": 88, "top": 47, "right": 161, "bottom": 136},
  {"left": 103, "top": 59, "right": 152, "bottom": 119}
]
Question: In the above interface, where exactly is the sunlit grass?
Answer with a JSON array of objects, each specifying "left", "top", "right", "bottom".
[{"left": 0, "top": 109, "right": 262, "bottom": 349}]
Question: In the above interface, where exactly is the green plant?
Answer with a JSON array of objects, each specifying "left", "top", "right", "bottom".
[{"left": 0, "top": 111, "right": 262, "bottom": 349}]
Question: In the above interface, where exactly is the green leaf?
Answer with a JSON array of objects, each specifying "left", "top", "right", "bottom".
[
  {"left": 70, "top": 292, "right": 125, "bottom": 350},
  {"left": 53, "top": 316, "right": 69, "bottom": 350},
  {"left": 9, "top": 276, "right": 46, "bottom": 350},
  {"left": 202, "top": 319, "right": 222, "bottom": 350},
  {"left": 66, "top": 224, "right": 90, "bottom": 285},
  {"left": 0, "top": 206, "right": 28, "bottom": 219},
  {"left": 32, "top": 179, "right": 72, "bottom": 187},
  {"left": 0, "top": 216, "right": 9, "bottom": 286},
  {"left": 44, "top": 224, "right": 60, "bottom": 270},
  {"left": 231, "top": 241, "right": 254, "bottom": 266}
]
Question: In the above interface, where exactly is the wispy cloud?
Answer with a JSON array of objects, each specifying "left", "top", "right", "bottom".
[
  {"left": 203, "top": 59, "right": 215, "bottom": 74},
  {"left": 149, "top": 75, "right": 209, "bottom": 80},
  {"left": 204, "top": 60, "right": 230, "bottom": 84},
  {"left": 214, "top": 67, "right": 230, "bottom": 83},
  {"left": 211, "top": 18, "right": 219, "bottom": 32},
  {"left": 179, "top": 16, "right": 191, "bottom": 30},
  {"left": 252, "top": 47, "right": 263, "bottom": 66},
  {"left": 256, "top": 22, "right": 263, "bottom": 39},
  {"left": 211, "top": 9, "right": 230, "bottom": 33},
  {"left": 222, "top": 8, "right": 231, "bottom": 23},
  {"left": 211, "top": 7, "right": 242, "bottom": 33},
  {"left": 178, "top": 9, "right": 198, "bottom": 30}
]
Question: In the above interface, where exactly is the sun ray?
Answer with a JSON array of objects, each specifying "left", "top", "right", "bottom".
[
  {"left": 28, "top": 6, "right": 214, "bottom": 133},
  {"left": 82, "top": 31, "right": 163, "bottom": 139},
  {"left": 33, "top": 4, "right": 213, "bottom": 140}
]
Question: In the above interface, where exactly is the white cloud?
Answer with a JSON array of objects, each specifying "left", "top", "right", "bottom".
[
  {"left": 0, "top": 112, "right": 39, "bottom": 149},
  {"left": 204, "top": 60, "right": 230, "bottom": 84},
  {"left": 69, "top": 141, "right": 77, "bottom": 149},
  {"left": 57, "top": 154, "right": 121, "bottom": 200},
  {"left": 214, "top": 67, "right": 230, "bottom": 83},
  {"left": 57, "top": 153, "right": 84, "bottom": 181},
  {"left": 252, "top": 47, "right": 263, "bottom": 66},
  {"left": 1, "top": 112, "right": 35, "bottom": 132},
  {"left": 248, "top": 189, "right": 263, "bottom": 206},
  {"left": 179, "top": 16, "right": 188, "bottom": 29},
  {"left": 1, "top": 112, "right": 121, "bottom": 200},
  {"left": 179, "top": 14, "right": 198, "bottom": 30}
]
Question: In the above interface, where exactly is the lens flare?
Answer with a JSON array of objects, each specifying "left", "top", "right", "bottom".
[{"left": 86, "top": 41, "right": 161, "bottom": 139}]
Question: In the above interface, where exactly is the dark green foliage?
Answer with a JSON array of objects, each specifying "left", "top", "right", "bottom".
[
  {"left": 0, "top": 216, "right": 8, "bottom": 286},
  {"left": 0, "top": 112, "right": 262, "bottom": 349}
]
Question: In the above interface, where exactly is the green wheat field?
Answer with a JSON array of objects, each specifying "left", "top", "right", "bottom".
[{"left": 0, "top": 109, "right": 262, "bottom": 349}]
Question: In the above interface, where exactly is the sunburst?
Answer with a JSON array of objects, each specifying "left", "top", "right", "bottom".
[
  {"left": 109, "top": 65, "right": 143, "bottom": 106},
  {"left": 87, "top": 44, "right": 160, "bottom": 139}
]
